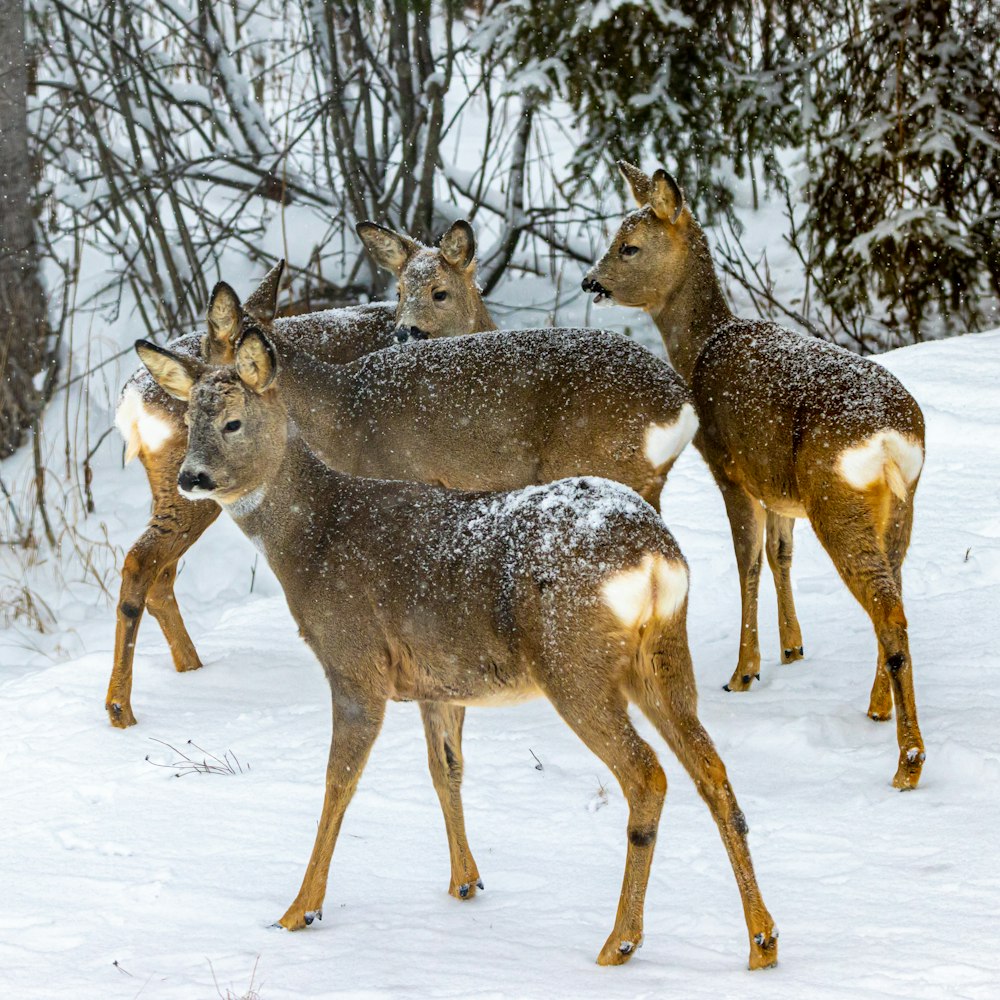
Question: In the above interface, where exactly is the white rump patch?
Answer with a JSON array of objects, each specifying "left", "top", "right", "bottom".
[
  {"left": 115, "top": 384, "right": 177, "bottom": 463},
  {"left": 838, "top": 431, "right": 924, "bottom": 495},
  {"left": 644, "top": 404, "right": 698, "bottom": 469},
  {"left": 601, "top": 553, "right": 688, "bottom": 629}
]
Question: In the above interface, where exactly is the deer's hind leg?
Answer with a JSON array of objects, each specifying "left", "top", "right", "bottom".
[
  {"left": 628, "top": 629, "right": 778, "bottom": 970},
  {"left": 867, "top": 493, "right": 916, "bottom": 722},
  {"left": 765, "top": 511, "right": 804, "bottom": 663},
  {"left": 804, "top": 486, "right": 924, "bottom": 789},
  {"left": 107, "top": 447, "right": 219, "bottom": 728},
  {"left": 539, "top": 669, "right": 666, "bottom": 966},
  {"left": 420, "top": 702, "right": 482, "bottom": 900}
]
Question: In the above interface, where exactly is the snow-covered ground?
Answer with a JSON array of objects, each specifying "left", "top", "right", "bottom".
[{"left": 1, "top": 316, "right": 999, "bottom": 998}]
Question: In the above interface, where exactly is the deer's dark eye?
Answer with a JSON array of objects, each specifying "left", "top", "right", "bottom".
[
  {"left": 223, "top": 419, "right": 242, "bottom": 433},
  {"left": 621, "top": 244, "right": 639, "bottom": 257},
  {"left": 432, "top": 289, "right": 448, "bottom": 302}
]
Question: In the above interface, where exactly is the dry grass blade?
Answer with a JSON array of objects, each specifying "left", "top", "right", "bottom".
[{"left": 145, "top": 739, "right": 251, "bottom": 778}]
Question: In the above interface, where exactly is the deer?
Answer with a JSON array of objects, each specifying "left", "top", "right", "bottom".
[
  {"left": 109, "top": 219, "right": 497, "bottom": 729},
  {"left": 109, "top": 263, "right": 697, "bottom": 729},
  {"left": 356, "top": 218, "right": 496, "bottom": 341},
  {"left": 582, "top": 161, "right": 926, "bottom": 790},
  {"left": 134, "top": 331, "right": 779, "bottom": 972}
]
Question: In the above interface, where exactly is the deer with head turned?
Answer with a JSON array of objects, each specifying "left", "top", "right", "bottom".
[
  {"left": 135, "top": 332, "right": 778, "bottom": 971},
  {"left": 357, "top": 219, "right": 496, "bottom": 342},
  {"left": 109, "top": 226, "right": 497, "bottom": 729},
  {"left": 583, "top": 161, "right": 926, "bottom": 790}
]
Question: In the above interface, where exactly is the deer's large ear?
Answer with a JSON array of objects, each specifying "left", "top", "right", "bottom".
[
  {"left": 617, "top": 160, "right": 652, "bottom": 207},
  {"left": 135, "top": 340, "right": 205, "bottom": 401},
  {"left": 206, "top": 281, "right": 243, "bottom": 353},
  {"left": 438, "top": 220, "right": 476, "bottom": 271},
  {"left": 649, "top": 168, "right": 685, "bottom": 225},
  {"left": 356, "top": 221, "right": 417, "bottom": 275},
  {"left": 243, "top": 259, "right": 284, "bottom": 325},
  {"left": 235, "top": 329, "right": 277, "bottom": 394}
]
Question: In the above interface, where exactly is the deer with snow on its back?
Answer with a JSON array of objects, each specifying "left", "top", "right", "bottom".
[
  {"left": 583, "top": 161, "right": 926, "bottom": 790},
  {"left": 134, "top": 332, "right": 778, "bottom": 971}
]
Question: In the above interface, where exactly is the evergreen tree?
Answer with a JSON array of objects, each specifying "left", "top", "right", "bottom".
[
  {"left": 806, "top": 0, "right": 1000, "bottom": 343},
  {"left": 480, "top": 0, "right": 801, "bottom": 215}
]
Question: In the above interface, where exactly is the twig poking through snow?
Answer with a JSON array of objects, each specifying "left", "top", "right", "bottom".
[
  {"left": 529, "top": 748, "right": 544, "bottom": 771},
  {"left": 145, "top": 739, "right": 250, "bottom": 778}
]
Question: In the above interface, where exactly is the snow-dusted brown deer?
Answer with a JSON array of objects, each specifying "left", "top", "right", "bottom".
[
  {"left": 357, "top": 219, "right": 496, "bottom": 341},
  {"left": 134, "top": 332, "right": 778, "bottom": 971},
  {"left": 109, "top": 271, "right": 696, "bottom": 728},
  {"left": 583, "top": 161, "right": 926, "bottom": 789}
]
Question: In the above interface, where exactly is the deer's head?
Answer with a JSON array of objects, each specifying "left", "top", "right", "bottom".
[
  {"left": 201, "top": 261, "right": 283, "bottom": 364},
  {"left": 357, "top": 220, "right": 486, "bottom": 342},
  {"left": 582, "top": 162, "right": 691, "bottom": 313},
  {"left": 136, "top": 328, "right": 285, "bottom": 506}
]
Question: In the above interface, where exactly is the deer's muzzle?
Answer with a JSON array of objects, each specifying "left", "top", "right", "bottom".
[
  {"left": 178, "top": 468, "right": 217, "bottom": 495},
  {"left": 581, "top": 275, "right": 613, "bottom": 302},
  {"left": 395, "top": 325, "right": 429, "bottom": 344}
]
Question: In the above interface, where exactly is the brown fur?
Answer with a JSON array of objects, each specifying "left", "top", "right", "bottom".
[
  {"left": 584, "top": 162, "right": 927, "bottom": 790},
  {"left": 135, "top": 337, "right": 778, "bottom": 971},
  {"left": 109, "top": 256, "right": 695, "bottom": 728},
  {"left": 357, "top": 220, "right": 496, "bottom": 339}
]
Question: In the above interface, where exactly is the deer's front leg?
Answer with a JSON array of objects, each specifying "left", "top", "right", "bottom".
[
  {"left": 420, "top": 702, "right": 482, "bottom": 900},
  {"left": 278, "top": 688, "right": 386, "bottom": 930},
  {"left": 715, "top": 475, "right": 766, "bottom": 692}
]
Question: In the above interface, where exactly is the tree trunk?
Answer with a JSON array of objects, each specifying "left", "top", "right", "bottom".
[{"left": 0, "top": 0, "right": 49, "bottom": 459}]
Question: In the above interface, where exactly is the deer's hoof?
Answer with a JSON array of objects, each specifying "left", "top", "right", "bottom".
[
  {"left": 724, "top": 671, "right": 759, "bottom": 693},
  {"left": 596, "top": 933, "right": 642, "bottom": 966},
  {"left": 781, "top": 645, "right": 804, "bottom": 663},
  {"left": 276, "top": 905, "right": 322, "bottom": 930},
  {"left": 749, "top": 925, "right": 779, "bottom": 969},
  {"left": 892, "top": 748, "right": 925, "bottom": 791},
  {"left": 451, "top": 877, "right": 484, "bottom": 900},
  {"left": 107, "top": 701, "right": 137, "bottom": 729}
]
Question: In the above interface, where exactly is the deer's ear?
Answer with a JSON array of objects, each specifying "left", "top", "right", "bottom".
[
  {"left": 243, "top": 259, "right": 284, "bottom": 325},
  {"left": 438, "top": 220, "right": 476, "bottom": 272},
  {"left": 356, "top": 221, "right": 416, "bottom": 275},
  {"left": 205, "top": 281, "right": 243, "bottom": 354},
  {"left": 617, "top": 160, "right": 652, "bottom": 207},
  {"left": 649, "top": 168, "right": 686, "bottom": 225},
  {"left": 135, "top": 340, "right": 204, "bottom": 401},
  {"left": 235, "top": 329, "right": 277, "bottom": 394}
]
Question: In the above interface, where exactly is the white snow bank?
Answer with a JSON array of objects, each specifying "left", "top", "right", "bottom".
[{"left": 1, "top": 330, "right": 999, "bottom": 998}]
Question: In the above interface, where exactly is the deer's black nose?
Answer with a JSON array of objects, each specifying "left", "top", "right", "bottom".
[
  {"left": 581, "top": 275, "right": 609, "bottom": 295},
  {"left": 395, "top": 325, "right": 429, "bottom": 344},
  {"left": 178, "top": 468, "right": 216, "bottom": 493}
]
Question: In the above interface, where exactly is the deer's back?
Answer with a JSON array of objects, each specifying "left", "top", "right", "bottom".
[
  {"left": 266, "top": 469, "right": 682, "bottom": 704},
  {"left": 692, "top": 319, "right": 924, "bottom": 504},
  {"left": 337, "top": 327, "right": 693, "bottom": 491},
  {"left": 273, "top": 301, "right": 397, "bottom": 364}
]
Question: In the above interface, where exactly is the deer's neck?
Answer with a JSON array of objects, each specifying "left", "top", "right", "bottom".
[
  {"left": 273, "top": 336, "right": 360, "bottom": 467},
  {"left": 223, "top": 425, "right": 342, "bottom": 576},
  {"left": 649, "top": 225, "right": 733, "bottom": 384},
  {"left": 472, "top": 295, "right": 498, "bottom": 333}
]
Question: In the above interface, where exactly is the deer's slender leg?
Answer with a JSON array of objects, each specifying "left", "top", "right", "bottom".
[
  {"left": 714, "top": 474, "right": 766, "bottom": 692},
  {"left": 278, "top": 689, "right": 385, "bottom": 930},
  {"left": 419, "top": 702, "right": 481, "bottom": 900},
  {"left": 805, "top": 488, "right": 924, "bottom": 789},
  {"left": 765, "top": 511, "right": 804, "bottom": 663},
  {"left": 107, "top": 493, "right": 220, "bottom": 728},
  {"left": 145, "top": 561, "right": 202, "bottom": 674},
  {"left": 542, "top": 682, "right": 665, "bottom": 966},
  {"left": 629, "top": 631, "right": 778, "bottom": 970},
  {"left": 868, "top": 496, "right": 916, "bottom": 721}
]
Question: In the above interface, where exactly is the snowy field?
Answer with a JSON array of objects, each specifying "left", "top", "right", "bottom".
[{"left": 2, "top": 325, "right": 1000, "bottom": 999}]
